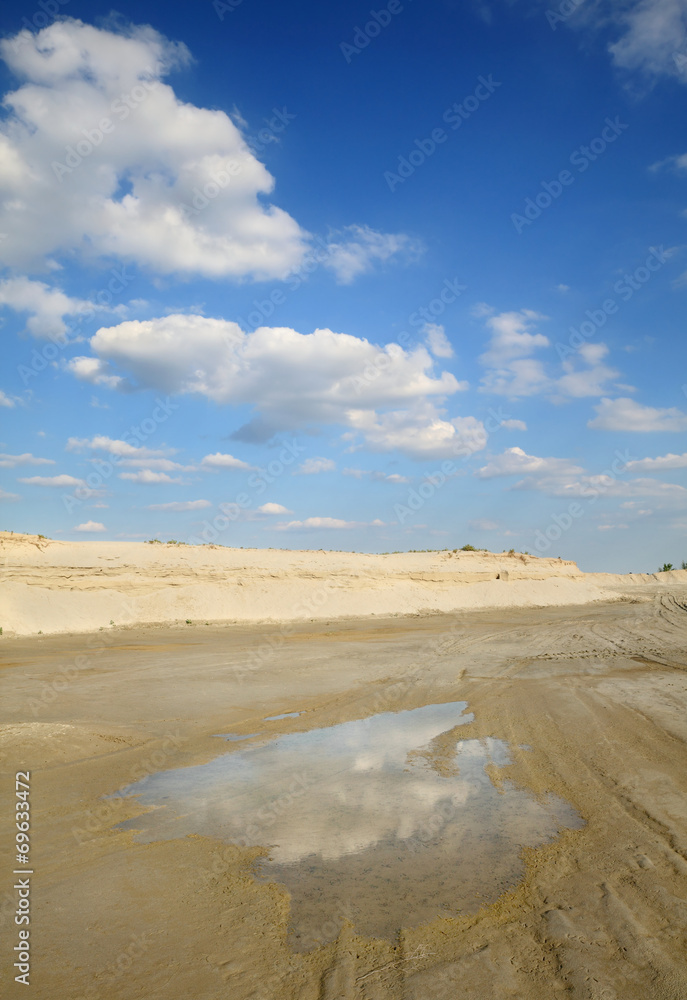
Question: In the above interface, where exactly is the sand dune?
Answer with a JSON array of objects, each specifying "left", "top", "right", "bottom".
[{"left": 2, "top": 531, "right": 682, "bottom": 637}]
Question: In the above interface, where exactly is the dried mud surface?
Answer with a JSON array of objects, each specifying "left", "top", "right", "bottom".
[{"left": 1, "top": 588, "right": 687, "bottom": 999}]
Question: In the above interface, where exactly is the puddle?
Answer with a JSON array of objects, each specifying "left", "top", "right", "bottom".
[
  {"left": 264, "top": 711, "right": 303, "bottom": 721},
  {"left": 118, "top": 701, "right": 583, "bottom": 948}
]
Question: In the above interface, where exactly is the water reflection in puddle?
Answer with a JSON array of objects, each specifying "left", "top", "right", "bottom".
[{"left": 118, "top": 701, "right": 583, "bottom": 948}]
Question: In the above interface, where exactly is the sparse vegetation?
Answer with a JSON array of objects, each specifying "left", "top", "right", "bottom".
[
  {"left": 682, "top": 561, "right": 687, "bottom": 570},
  {"left": 658, "top": 563, "right": 674, "bottom": 572},
  {"left": 460, "top": 544, "right": 477, "bottom": 551},
  {"left": 185, "top": 619, "right": 192, "bottom": 624},
  {"left": 145, "top": 538, "right": 163, "bottom": 544}
]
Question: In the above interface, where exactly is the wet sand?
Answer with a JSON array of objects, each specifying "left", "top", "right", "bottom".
[{"left": 1, "top": 591, "right": 687, "bottom": 998}]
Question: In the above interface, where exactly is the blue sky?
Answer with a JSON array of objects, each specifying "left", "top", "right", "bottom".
[{"left": 0, "top": 0, "right": 686, "bottom": 571}]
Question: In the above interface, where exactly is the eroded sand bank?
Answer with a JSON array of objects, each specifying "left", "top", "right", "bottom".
[
  {"left": 1, "top": 584, "right": 687, "bottom": 999},
  {"left": 2, "top": 531, "right": 685, "bottom": 636}
]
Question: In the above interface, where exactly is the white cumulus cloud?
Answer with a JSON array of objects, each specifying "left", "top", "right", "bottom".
[
  {"left": 423, "top": 323, "right": 454, "bottom": 359},
  {"left": 19, "top": 474, "right": 84, "bottom": 486},
  {"left": 0, "top": 19, "right": 308, "bottom": 279},
  {"left": 274, "top": 516, "right": 386, "bottom": 531},
  {"left": 200, "top": 452, "right": 254, "bottom": 470},
  {"left": 322, "top": 225, "right": 423, "bottom": 284},
  {"left": 0, "top": 452, "right": 55, "bottom": 467},
  {"left": 296, "top": 457, "right": 336, "bottom": 474},
  {"left": 65, "top": 314, "right": 478, "bottom": 458},
  {"left": 119, "top": 470, "right": 185, "bottom": 484},
  {"left": 74, "top": 520, "right": 106, "bottom": 532},
  {"left": 476, "top": 447, "right": 583, "bottom": 479},
  {"left": 147, "top": 500, "right": 212, "bottom": 511},
  {"left": 626, "top": 451, "right": 687, "bottom": 471},
  {"left": 589, "top": 397, "right": 687, "bottom": 431}
]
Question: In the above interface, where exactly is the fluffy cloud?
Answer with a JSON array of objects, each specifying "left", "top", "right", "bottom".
[
  {"left": 626, "top": 451, "right": 687, "bottom": 471},
  {"left": 0, "top": 21, "right": 415, "bottom": 285},
  {"left": 514, "top": 474, "right": 687, "bottom": 501},
  {"left": 296, "top": 458, "right": 336, "bottom": 474},
  {"left": 201, "top": 453, "right": 254, "bottom": 470},
  {"left": 0, "top": 452, "right": 55, "bottom": 467},
  {"left": 119, "top": 470, "right": 185, "bottom": 483},
  {"left": 0, "top": 488, "right": 20, "bottom": 500},
  {"left": 344, "top": 406, "right": 487, "bottom": 461},
  {"left": 423, "top": 323, "right": 454, "bottom": 359},
  {"left": 0, "top": 19, "right": 308, "bottom": 279},
  {"left": 555, "top": 343, "right": 623, "bottom": 398},
  {"left": 74, "top": 520, "right": 106, "bottom": 532},
  {"left": 257, "top": 502, "right": 292, "bottom": 514},
  {"left": 479, "top": 309, "right": 549, "bottom": 368},
  {"left": 68, "top": 358, "right": 126, "bottom": 389},
  {"left": 66, "top": 315, "right": 477, "bottom": 458},
  {"left": 0, "top": 391, "right": 17, "bottom": 407},
  {"left": 274, "top": 516, "right": 386, "bottom": 531},
  {"left": 0, "top": 278, "right": 104, "bottom": 341},
  {"left": 478, "top": 311, "right": 624, "bottom": 400},
  {"left": 589, "top": 397, "right": 687, "bottom": 431},
  {"left": 607, "top": 0, "right": 687, "bottom": 82},
  {"left": 476, "top": 447, "right": 584, "bottom": 479},
  {"left": 67, "top": 435, "right": 172, "bottom": 458},
  {"left": 147, "top": 500, "right": 211, "bottom": 511},
  {"left": 322, "top": 225, "right": 423, "bottom": 284},
  {"left": 500, "top": 419, "right": 527, "bottom": 431},
  {"left": 67, "top": 436, "right": 185, "bottom": 470},
  {"left": 343, "top": 468, "right": 411, "bottom": 483},
  {"left": 19, "top": 474, "right": 85, "bottom": 487}
]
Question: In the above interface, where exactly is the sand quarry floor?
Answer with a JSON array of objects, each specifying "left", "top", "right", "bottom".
[{"left": 1, "top": 537, "right": 687, "bottom": 999}]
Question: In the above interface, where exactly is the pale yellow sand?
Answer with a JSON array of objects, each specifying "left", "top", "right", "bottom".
[
  {"left": 1, "top": 597, "right": 687, "bottom": 998},
  {"left": 2, "top": 531, "right": 683, "bottom": 636}
]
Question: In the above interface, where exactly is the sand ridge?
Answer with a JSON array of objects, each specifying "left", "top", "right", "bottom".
[{"left": 2, "top": 531, "right": 681, "bottom": 637}]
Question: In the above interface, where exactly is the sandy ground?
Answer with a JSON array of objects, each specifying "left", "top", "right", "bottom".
[
  {"left": 2, "top": 531, "right": 685, "bottom": 637},
  {"left": 1, "top": 535, "right": 687, "bottom": 998}
]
